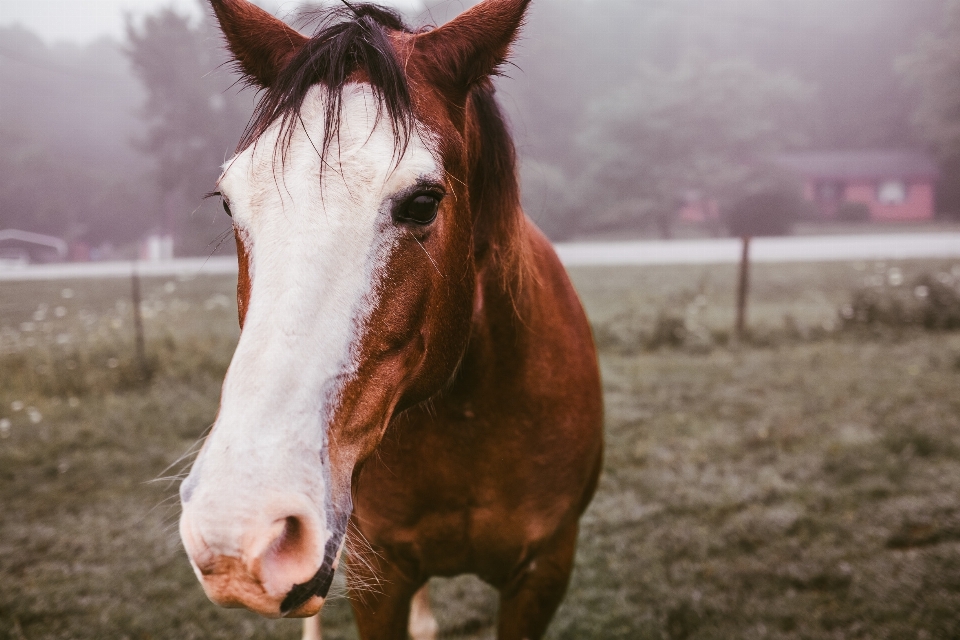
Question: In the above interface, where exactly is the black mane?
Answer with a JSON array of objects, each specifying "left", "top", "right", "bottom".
[{"left": 239, "top": 3, "right": 414, "bottom": 162}]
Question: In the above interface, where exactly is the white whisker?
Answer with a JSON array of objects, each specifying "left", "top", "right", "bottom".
[{"left": 407, "top": 229, "right": 444, "bottom": 277}]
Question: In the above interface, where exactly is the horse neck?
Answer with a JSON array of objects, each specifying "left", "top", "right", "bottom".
[
  {"left": 464, "top": 80, "right": 530, "bottom": 321},
  {"left": 455, "top": 80, "right": 548, "bottom": 398}
]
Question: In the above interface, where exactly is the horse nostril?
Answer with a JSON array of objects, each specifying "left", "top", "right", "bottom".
[
  {"left": 274, "top": 516, "right": 305, "bottom": 557},
  {"left": 256, "top": 513, "right": 322, "bottom": 596}
]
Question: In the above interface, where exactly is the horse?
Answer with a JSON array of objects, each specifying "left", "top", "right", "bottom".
[{"left": 177, "top": 1, "right": 603, "bottom": 638}]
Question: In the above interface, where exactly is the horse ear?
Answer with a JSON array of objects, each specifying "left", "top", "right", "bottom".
[
  {"left": 209, "top": 0, "right": 308, "bottom": 87},
  {"left": 414, "top": 0, "right": 531, "bottom": 93}
]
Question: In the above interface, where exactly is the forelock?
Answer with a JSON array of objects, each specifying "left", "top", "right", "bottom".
[{"left": 238, "top": 3, "right": 416, "bottom": 169}]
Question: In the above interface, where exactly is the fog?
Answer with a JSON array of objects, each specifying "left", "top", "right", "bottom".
[
  {"left": 4, "top": 3, "right": 960, "bottom": 637},
  {"left": 0, "top": 0, "right": 956, "bottom": 258},
  {"left": 0, "top": 0, "right": 420, "bottom": 43}
]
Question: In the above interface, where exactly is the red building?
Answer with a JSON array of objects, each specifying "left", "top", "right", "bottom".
[{"left": 776, "top": 150, "right": 939, "bottom": 221}]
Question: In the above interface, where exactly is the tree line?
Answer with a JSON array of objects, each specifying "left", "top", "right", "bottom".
[{"left": 2, "top": 0, "right": 960, "bottom": 255}]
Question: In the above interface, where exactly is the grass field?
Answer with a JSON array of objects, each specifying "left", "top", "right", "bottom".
[{"left": 2, "top": 259, "right": 960, "bottom": 639}]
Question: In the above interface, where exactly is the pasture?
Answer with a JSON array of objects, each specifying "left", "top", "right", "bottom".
[{"left": 2, "top": 259, "right": 960, "bottom": 639}]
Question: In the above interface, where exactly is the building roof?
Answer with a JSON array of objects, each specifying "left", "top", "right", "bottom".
[
  {"left": 0, "top": 229, "right": 67, "bottom": 257},
  {"left": 775, "top": 150, "right": 940, "bottom": 181}
]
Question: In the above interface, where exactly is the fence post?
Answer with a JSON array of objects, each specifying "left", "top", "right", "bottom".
[
  {"left": 735, "top": 235, "right": 751, "bottom": 339},
  {"left": 131, "top": 263, "right": 147, "bottom": 379}
]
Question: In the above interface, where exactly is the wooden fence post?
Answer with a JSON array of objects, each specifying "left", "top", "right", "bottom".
[
  {"left": 131, "top": 263, "right": 147, "bottom": 379},
  {"left": 735, "top": 235, "right": 751, "bottom": 339}
]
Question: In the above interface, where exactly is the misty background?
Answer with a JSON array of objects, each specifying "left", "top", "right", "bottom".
[{"left": 2, "top": 0, "right": 960, "bottom": 257}]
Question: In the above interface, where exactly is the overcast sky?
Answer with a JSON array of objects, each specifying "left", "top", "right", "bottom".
[{"left": 0, "top": 0, "right": 424, "bottom": 44}]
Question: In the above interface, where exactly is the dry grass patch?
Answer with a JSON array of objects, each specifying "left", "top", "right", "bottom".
[{"left": 2, "top": 262, "right": 960, "bottom": 638}]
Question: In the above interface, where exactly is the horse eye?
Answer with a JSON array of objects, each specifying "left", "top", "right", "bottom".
[
  {"left": 396, "top": 193, "right": 441, "bottom": 225},
  {"left": 222, "top": 200, "right": 232, "bottom": 217}
]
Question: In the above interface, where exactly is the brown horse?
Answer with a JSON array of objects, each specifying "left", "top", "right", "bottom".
[{"left": 177, "top": 1, "right": 603, "bottom": 638}]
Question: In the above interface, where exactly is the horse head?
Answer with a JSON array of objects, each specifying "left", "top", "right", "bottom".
[{"left": 178, "top": 0, "right": 530, "bottom": 619}]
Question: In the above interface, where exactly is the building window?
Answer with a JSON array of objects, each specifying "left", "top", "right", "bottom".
[{"left": 877, "top": 180, "right": 907, "bottom": 205}]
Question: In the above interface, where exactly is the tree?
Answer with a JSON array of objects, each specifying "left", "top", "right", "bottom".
[
  {"left": 0, "top": 25, "right": 152, "bottom": 248},
  {"left": 571, "top": 54, "right": 808, "bottom": 239},
  {"left": 727, "top": 190, "right": 809, "bottom": 238},
  {"left": 495, "top": 0, "right": 940, "bottom": 239},
  {"left": 901, "top": 0, "right": 960, "bottom": 218},
  {"left": 126, "top": 5, "right": 254, "bottom": 255}
]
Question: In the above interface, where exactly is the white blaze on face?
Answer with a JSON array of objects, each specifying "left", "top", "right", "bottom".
[{"left": 179, "top": 83, "right": 439, "bottom": 594}]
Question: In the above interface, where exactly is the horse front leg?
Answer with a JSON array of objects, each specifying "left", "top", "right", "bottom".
[
  {"left": 347, "top": 551, "right": 424, "bottom": 640},
  {"left": 496, "top": 521, "right": 580, "bottom": 640},
  {"left": 408, "top": 584, "right": 439, "bottom": 640},
  {"left": 302, "top": 614, "right": 321, "bottom": 640},
  {"left": 300, "top": 588, "right": 435, "bottom": 640}
]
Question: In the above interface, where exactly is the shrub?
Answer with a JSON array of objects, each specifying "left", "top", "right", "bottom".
[
  {"left": 915, "top": 273, "right": 960, "bottom": 329},
  {"left": 647, "top": 313, "right": 687, "bottom": 349},
  {"left": 836, "top": 201, "right": 871, "bottom": 222},
  {"left": 591, "top": 310, "right": 698, "bottom": 353},
  {"left": 726, "top": 190, "right": 807, "bottom": 237},
  {"left": 840, "top": 272, "right": 960, "bottom": 330}
]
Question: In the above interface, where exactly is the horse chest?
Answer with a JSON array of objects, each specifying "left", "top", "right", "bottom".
[{"left": 353, "top": 406, "right": 580, "bottom": 574}]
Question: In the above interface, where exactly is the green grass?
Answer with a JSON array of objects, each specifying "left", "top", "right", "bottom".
[{"left": 2, "top": 260, "right": 960, "bottom": 638}]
